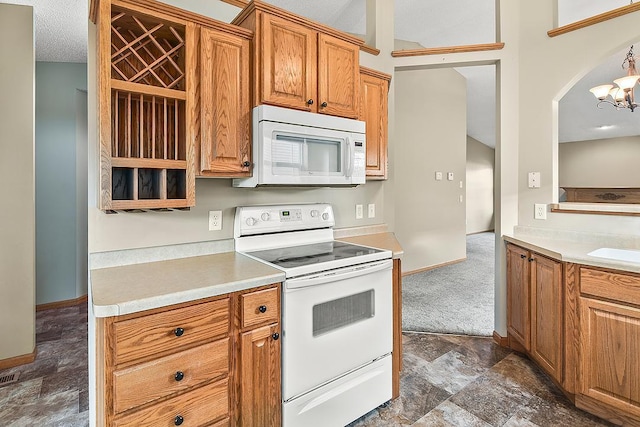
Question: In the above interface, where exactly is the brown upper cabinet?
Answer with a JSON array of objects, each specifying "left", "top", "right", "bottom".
[
  {"left": 360, "top": 67, "right": 391, "bottom": 180},
  {"left": 232, "top": 1, "right": 363, "bottom": 119},
  {"left": 197, "top": 27, "right": 252, "bottom": 177}
]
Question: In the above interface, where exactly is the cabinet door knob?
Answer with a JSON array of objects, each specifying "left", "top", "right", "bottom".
[
  {"left": 520, "top": 254, "right": 526, "bottom": 259},
  {"left": 174, "top": 415, "right": 184, "bottom": 426},
  {"left": 307, "top": 99, "right": 314, "bottom": 105},
  {"left": 272, "top": 332, "right": 280, "bottom": 340},
  {"left": 242, "top": 161, "right": 251, "bottom": 168},
  {"left": 321, "top": 102, "right": 328, "bottom": 108},
  {"left": 174, "top": 327, "right": 184, "bottom": 337},
  {"left": 174, "top": 371, "right": 184, "bottom": 381},
  {"left": 258, "top": 305, "right": 267, "bottom": 313},
  {"left": 528, "top": 258, "right": 535, "bottom": 262}
]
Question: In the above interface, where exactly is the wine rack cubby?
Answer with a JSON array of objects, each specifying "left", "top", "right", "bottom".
[{"left": 99, "top": 2, "right": 194, "bottom": 211}]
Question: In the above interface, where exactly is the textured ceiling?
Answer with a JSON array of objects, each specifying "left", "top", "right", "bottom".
[
  {"left": 0, "top": 0, "right": 87, "bottom": 62},
  {"left": 3, "top": 0, "right": 637, "bottom": 146}
]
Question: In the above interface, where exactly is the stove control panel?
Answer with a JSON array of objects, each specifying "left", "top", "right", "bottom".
[{"left": 234, "top": 203, "right": 335, "bottom": 237}]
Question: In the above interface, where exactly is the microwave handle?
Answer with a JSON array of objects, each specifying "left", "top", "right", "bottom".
[{"left": 346, "top": 136, "right": 354, "bottom": 178}]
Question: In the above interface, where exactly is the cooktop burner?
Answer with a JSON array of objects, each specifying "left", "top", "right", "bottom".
[{"left": 246, "top": 241, "right": 384, "bottom": 269}]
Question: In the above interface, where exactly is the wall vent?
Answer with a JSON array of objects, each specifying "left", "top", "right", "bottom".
[{"left": 0, "top": 372, "right": 19, "bottom": 387}]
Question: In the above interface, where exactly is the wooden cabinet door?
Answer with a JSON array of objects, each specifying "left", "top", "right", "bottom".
[
  {"left": 530, "top": 254, "right": 563, "bottom": 382},
  {"left": 200, "top": 27, "right": 251, "bottom": 176},
  {"left": 506, "top": 244, "right": 530, "bottom": 350},
  {"left": 239, "top": 323, "right": 281, "bottom": 427},
  {"left": 260, "top": 15, "right": 316, "bottom": 112},
  {"left": 317, "top": 33, "right": 360, "bottom": 118},
  {"left": 359, "top": 70, "right": 389, "bottom": 179},
  {"left": 579, "top": 298, "right": 640, "bottom": 419}
]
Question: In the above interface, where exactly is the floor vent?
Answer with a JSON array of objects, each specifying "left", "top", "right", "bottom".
[{"left": 0, "top": 372, "right": 20, "bottom": 387}]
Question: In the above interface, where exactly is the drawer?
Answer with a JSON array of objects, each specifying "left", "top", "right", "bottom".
[
  {"left": 113, "top": 339, "right": 229, "bottom": 414},
  {"left": 241, "top": 286, "right": 279, "bottom": 329},
  {"left": 580, "top": 267, "right": 640, "bottom": 306},
  {"left": 113, "top": 378, "right": 229, "bottom": 427},
  {"left": 113, "top": 298, "right": 229, "bottom": 366}
]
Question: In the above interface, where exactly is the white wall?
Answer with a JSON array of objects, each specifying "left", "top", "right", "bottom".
[
  {"left": 0, "top": 4, "right": 35, "bottom": 361},
  {"left": 467, "top": 136, "right": 495, "bottom": 234},
  {"left": 394, "top": 68, "right": 467, "bottom": 273},
  {"left": 35, "top": 62, "right": 87, "bottom": 304},
  {"left": 559, "top": 136, "right": 640, "bottom": 187},
  {"left": 517, "top": 1, "right": 640, "bottom": 234}
]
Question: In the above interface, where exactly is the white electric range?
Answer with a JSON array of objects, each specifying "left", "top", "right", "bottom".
[{"left": 234, "top": 203, "right": 393, "bottom": 427}]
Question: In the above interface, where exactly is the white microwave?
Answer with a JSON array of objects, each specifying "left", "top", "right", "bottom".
[{"left": 232, "top": 105, "right": 366, "bottom": 188}]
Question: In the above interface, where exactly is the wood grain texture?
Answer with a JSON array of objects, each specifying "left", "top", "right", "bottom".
[
  {"left": 548, "top": 3, "right": 640, "bottom": 37},
  {"left": 562, "top": 187, "right": 640, "bottom": 204},
  {"left": 318, "top": 33, "right": 360, "bottom": 118},
  {"left": 109, "top": 158, "right": 186, "bottom": 168},
  {"left": 579, "top": 297, "right": 640, "bottom": 419},
  {"left": 359, "top": 69, "right": 390, "bottom": 180},
  {"left": 239, "top": 324, "right": 282, "bottom": 427},
  {"left": 360, "top": 44, "right": 380, "bottom": 56},
  {"left": 36, "top": 294, "right": 88, "bottom": 311},
  {"left": 113, "top": 379, "right": 229, "bottom": 427},
  {"left": 550, "top": 206, "right": 640, "bottom": 217},
  {"left": 506, "top": 243, "right": 531, "bottom": 351},
  {"left": 580, "top": 267, "right": 640, "bottom": 307},
  {"left": 110, "top": 80, "right": 187, "bottom": 100},
  {"left": 576, "top": 393, "right": 640, "bottom": 427},
  {"left": 98, "top": 0, "right": 113, "bottom": 210},
  {"left": 530, "top": 254, "right": 563, "bottom": 383},
  {"left": 113, "top": 339, "right": 229, "bottom": 413},
  {"left": 0, "top": 348, "right": 36, "bottom": 370},
  {"left": 112, "top": 298, "right": 229, "bottom": 366},
  {"left": 232, "top": 0, "right": 363, "bottom": 47},
  {"left": 392, "top": 259, "right": 402, "bottom": 399},
  {"left": 261, "top": 14, "right": 317, "bottom": 111},
  {"left": 563, "top": 263, "right": 578, "bottom": 394},
  {"left": 391, "top": 42, "right": 505, "bottom": 57},
  {"left": 241, "top": 287, "right": 280, "bottom": 329},
  {"left": 199, "top": 27, "right": 252, "bottom": 176}
]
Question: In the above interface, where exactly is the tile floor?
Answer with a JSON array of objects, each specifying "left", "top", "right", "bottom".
[{"left": 0, "top": 305, "right": 614, "bottom": 427}]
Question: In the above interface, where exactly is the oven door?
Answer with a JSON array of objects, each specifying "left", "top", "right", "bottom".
[{"left": 282, "top": 259, "right": 393, "bottom": 401}]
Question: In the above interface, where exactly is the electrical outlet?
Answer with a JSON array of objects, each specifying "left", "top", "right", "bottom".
[
  {"left": 447, "top": 172, "right": 454, "bottom": 181},
  {"left": 534, "top": 204, "right": 547, "bottom": 220},
  {"left": 208, "top": 210, "right": 222, "bottom": 230},
  {"left": 368, "top": 203, "right": 375, "bottom": 218},
  {"left": 355, "top": 204, "right": 363, "bottom": 219},
  {"left": 435, "top": 171, "right": 443, "bottom": 181}
]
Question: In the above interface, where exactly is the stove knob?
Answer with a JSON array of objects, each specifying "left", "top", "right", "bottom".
[
  {"left": 322, "top": 212, "right": 329, "bottom": 220},
  {"left": 261, "top": 212, "right": 270, "bottom": 221},
  {"left": 246, "top": 217, "right": 257, "bottom": 226},
  {"left": 310, "top": 210, "right": 319, "bottom": 218}
]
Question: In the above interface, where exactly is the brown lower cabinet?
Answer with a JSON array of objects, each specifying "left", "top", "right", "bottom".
[
  {"left": 95, "top": 283, "right": 281, "bottom": 427},
  {"left": 506, "top": 242, "right": 640, "bottom": 426}
]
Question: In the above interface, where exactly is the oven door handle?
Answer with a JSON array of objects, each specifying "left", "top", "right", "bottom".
[{"left": 286, "top": 259, "right": 392, "bottom": 289}]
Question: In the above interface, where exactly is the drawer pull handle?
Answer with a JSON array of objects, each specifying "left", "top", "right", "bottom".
[
  {"left": 259, "top": 305, "right": 267, "bottom": 313},
  {"left": 307, "top": 99, "right": 314, "bottom": 105},
  {"left": 528, "top": 258, "right": 535, "bottom": 262},
  {"left": 174, "top": 371, "right": 184, "bottom": 382},
  {"left": 520, "top": 254, "right": 526, "bottom": 259},
  {"left": 174, "top": 415, "right": 184, "bottom": 426},
  {"left": 272, "top": 332, "right": 280, "bottom": 340},
  {"left": 174, "top": 327, "right": 185, "bottom": 337},
  {"left": 321, "top": 101, "right": 328, "bottom": 108}
]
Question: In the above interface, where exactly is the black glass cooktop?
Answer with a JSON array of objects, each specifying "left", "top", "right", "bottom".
[{"left": 246, "top": 241, "right": 383, "bottom": 269}]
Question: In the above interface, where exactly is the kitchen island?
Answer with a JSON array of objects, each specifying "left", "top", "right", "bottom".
[{"left": 503, "top": 227, "right": 640, "bottom": 426}]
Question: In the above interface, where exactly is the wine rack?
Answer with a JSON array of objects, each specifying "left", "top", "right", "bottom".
[{"left": 98, "top": 2, "right": 195, "bottom": 211}]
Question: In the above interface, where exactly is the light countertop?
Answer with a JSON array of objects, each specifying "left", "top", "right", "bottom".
[
  {"left": 504, "top": 230, "right": 640, "bottom": 274},
  {"left": 91, "top": 252, "right": 284, "bottom": 317},
  {"left": 337, "top": 232, "right": 404, "bottom": 259}
]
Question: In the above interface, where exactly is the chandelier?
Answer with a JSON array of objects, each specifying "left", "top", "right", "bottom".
[{"left": 589, "top": 45, "right": 640, "bottom": 112}]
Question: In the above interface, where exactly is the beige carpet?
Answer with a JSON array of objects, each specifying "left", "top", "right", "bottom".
[{"left": 402, "top": 232, "right": 495, "bottom": 336}]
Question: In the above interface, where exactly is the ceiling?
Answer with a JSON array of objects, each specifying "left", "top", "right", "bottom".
[{"left": 3, "top": 0, "right": 638, "bottom": 147}]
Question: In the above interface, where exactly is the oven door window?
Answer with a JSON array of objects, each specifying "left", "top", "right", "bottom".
[
  {"left": 271, "top": 133, "right": 342, "bottom": 175},
  {"left": 312, "top": 290, "right": 374, "bottom": 336}
]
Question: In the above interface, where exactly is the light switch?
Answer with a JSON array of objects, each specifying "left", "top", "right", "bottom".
[{"left": 528, "top": 172, "right": 541, "bottom": 188}]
